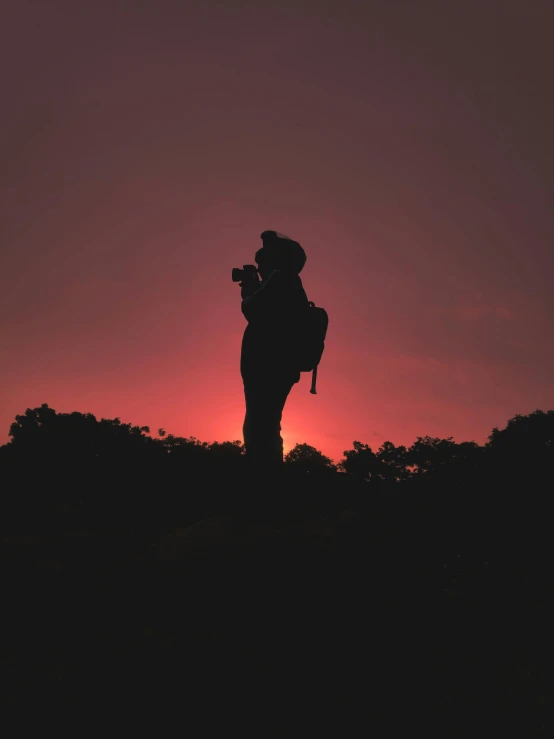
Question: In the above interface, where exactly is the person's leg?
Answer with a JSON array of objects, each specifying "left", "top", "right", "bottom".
[{"left": 243, "top": 379, "right": 294, "bottom": 478}]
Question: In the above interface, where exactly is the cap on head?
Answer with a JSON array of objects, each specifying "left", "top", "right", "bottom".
[{"left": 257, "top": 230, "right": 307, "bottom": 274}]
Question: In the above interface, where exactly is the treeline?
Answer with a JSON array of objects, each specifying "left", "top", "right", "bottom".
[
  {"left": 3, "top": 403, "right": 552, "bottom": 475},
  {"left": 1, "top": 402, "right": 552, "bottom": 532},
  {"left": 3, "top": 403, "right": 554, "bottom": 730}
]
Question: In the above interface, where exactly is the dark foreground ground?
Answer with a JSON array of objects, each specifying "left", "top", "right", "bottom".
[{"left": 3, "top": 487, "right": 553, "bottom": 737}]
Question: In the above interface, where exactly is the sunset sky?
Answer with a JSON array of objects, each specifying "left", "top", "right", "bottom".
[{"left": 2, "top": 0, "right": 553, "bottom": 461}]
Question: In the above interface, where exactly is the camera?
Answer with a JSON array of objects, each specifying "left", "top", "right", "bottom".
[{"left": 232, "top": 264, "right": 258, "bottom": 283}]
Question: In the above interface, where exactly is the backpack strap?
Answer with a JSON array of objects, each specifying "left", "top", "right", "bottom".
[{"left": 310, "top": 365, "right": 318, "bottom": 395}]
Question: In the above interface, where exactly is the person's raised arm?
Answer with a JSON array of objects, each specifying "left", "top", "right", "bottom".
[{"left": 241, "top": 269, "right": 281, "bottom": 322}]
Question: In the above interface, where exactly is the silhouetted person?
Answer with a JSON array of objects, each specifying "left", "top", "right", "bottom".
[{"left": 237, "top": 231, "right": 308, "bottom": 480}]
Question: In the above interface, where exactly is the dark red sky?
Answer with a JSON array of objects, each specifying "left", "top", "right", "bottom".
[{"left": 2, "top": 0, "right": 553, "bottom": 460}]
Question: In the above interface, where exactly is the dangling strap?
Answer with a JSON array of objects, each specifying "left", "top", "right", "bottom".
[{"left": 310, "top": 366, "right": 318, "bottom": 394}]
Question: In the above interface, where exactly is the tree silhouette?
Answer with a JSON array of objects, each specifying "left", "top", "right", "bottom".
[
  {"left": 405, "top": 435, "right": 481, "bottom": 476},
  {"left": 1, "top": 403, "right": 552, "bottom": 529},
  {"left": 339, "top": 441, "right": 379, "bottom": 482},
  {"left": 375, "top": 441, "right": 409, "bottom": 482},
  {"left": 486, "top": 409, "right": 554, "bottom": 476},
  {"left": 284, "top": 443, "right": 336, "bottom": 474},
  {"left": 7, "top": 403, "right": 153, "bottom": 463},
  {"left": 339, "top": 438, "right": 471, "bottom": 483},
  {"left": 2, "top": 403, "right": 554, "bottom": 731}
]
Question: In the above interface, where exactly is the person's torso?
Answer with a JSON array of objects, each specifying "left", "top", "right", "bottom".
[{"left": 241, "top": 273, "right": 308, "bottom": 379}]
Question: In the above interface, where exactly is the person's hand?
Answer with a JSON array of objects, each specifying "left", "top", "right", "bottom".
[{"left": 240, "top": 271, "right": 260, "bottom": 299}]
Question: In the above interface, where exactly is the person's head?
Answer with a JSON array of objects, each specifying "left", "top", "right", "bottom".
[{"left": 255, "top": 230, "right": 306, "bottom": 279}]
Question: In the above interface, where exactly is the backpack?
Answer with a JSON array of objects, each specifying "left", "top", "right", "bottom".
[{"left": 297, "top": 301, "right": 329, "bottom": 394}]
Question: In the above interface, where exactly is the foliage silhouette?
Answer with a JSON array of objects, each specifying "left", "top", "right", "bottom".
[
  {"left": 284, "top": 442, "right": 336, "bottom": 474},
  {"left": 2, "top": 403, "right": 554, "bottom": 733}
]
